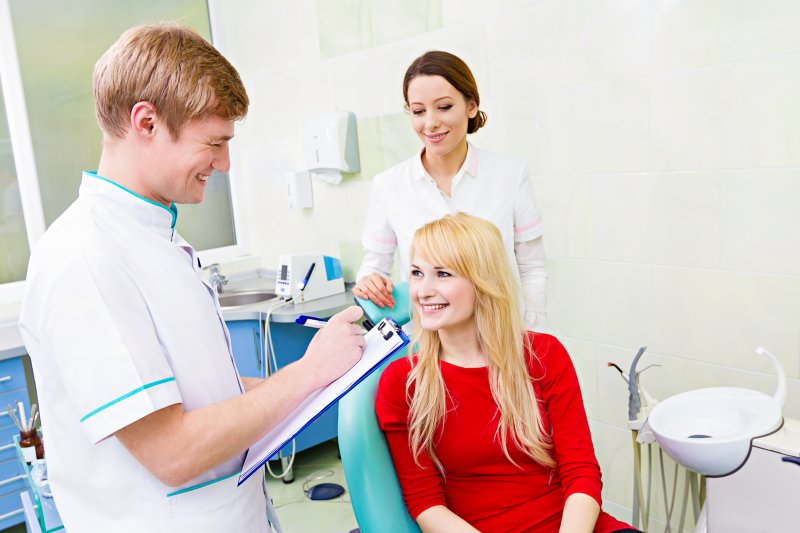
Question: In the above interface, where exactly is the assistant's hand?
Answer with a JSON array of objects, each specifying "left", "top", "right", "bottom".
[
  {"left": 353, "top": 273, "right": 395, "bottom": 308},
  {"left": 301, "top": 306, "right": 365, "bottom": 389}
]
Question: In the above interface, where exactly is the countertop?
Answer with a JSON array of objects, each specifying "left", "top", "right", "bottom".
[
  {"left": 221, "top": 290, "right": 355, "bottom": 323},
  {"left": 0, "top": 316, "right": 25, "bottom": 361}
]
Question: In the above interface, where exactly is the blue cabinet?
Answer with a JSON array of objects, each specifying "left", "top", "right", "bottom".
[
  {"left": 226, "top": 320, "right": 338, "bottom": 457},
  {"left": 226, "top": 320, "right": 266, "bottom": 378},
  {"left": 0, "top": 357, "right": 33, "bottom": 530}
]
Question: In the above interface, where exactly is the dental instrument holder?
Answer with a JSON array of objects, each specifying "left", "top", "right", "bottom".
[
  {"left": 354, "top": 282, "right": 411, "bottom": 332},
  {"left": 615, "top": 346, "right": 663, "bottom": 532},
  {"left": 628, "top": 346, "right": 648, "bottom": 424}
]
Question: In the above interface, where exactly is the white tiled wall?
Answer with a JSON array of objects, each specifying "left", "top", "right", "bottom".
[{"left": 212, "top": 0, "right": 800, "bottom": 527}]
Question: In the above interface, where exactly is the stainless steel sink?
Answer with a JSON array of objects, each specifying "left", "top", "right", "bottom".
[{"left": 217, "top": 290, "right": 276, "bottom": 308}]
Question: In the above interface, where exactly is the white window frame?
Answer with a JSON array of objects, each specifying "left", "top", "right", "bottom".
[
  {"left": 0, "top": 0, "right": 45, "bottom": 302},
  {"left": 0, "top": 0, "right": 252, "bottom": 303}
]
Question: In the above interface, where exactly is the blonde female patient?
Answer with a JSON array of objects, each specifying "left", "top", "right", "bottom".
[{"left": 375, "top": 213, "right": 639, "bottom": 533}]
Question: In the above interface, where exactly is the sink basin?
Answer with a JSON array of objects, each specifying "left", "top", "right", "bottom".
[
  {"left": 648, "top": 347, "right": 786, "bottom": 477},
  {"left": 648, "top": 387, "right": 782, "bottom": 476},
  {"left": 218, "top": 290, "right": 276, "bottom": 308}
]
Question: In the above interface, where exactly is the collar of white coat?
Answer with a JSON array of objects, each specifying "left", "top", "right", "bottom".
[
  {"left": 80, "top": 171, "right": 179, "bottom": 238},
  {"left": 412, "top": 141, "right": 480, "bottom": 182}
]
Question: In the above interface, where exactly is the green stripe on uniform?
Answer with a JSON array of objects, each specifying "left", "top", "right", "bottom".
[
  {"left": 167, "top": 471, "right": 241, "bottom": 497},
  {"left": 80, "top": 377, "right": 176, "bottom": 422}
]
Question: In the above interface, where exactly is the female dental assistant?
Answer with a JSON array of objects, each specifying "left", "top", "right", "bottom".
[{"left": 354, "top": 51, "right": 547, "bottom": 329}]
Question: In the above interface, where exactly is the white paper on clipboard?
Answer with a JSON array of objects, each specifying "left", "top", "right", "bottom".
[{"left": 238, "top": 317, "right": 409, "bottom": 485}]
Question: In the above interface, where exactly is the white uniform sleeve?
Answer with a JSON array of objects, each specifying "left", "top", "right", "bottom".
[
  {"left": 515, "top": 237, "right": 548, "bottom": 330},
  {"left": 357, "top": 177, "right": 397, "bottom": 281},
  {"left": 356, "top": 249, "right": 395, "bottom": 282},
  {"left": 41, "top": 252, "right": 182, "bottom": 444},
  {"left": 513, "top": 168, "right": 544, "bottom": 243}
]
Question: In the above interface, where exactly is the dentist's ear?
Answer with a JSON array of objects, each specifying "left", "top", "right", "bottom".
[{"left": 130, "top": 101, "right": 158, "bottom": 138}]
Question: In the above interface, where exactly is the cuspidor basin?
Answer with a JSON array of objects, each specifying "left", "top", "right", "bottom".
[{"left": 648, "top": 387, "right": 782, "bottom": 476}]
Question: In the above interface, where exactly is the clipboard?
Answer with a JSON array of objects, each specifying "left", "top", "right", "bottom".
[{"left": 238, "top": 317, "right": 409, "bottom": 485}]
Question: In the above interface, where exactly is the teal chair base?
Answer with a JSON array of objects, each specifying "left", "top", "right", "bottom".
[{"left": 339, "top": 348, "right": 420, "bottom": 533}]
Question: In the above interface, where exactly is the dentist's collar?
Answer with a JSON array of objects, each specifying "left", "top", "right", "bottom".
[{"left": 80, "top": 171, "right": 178, "bottom": 235}]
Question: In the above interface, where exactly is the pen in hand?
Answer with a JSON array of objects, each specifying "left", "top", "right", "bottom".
[{"left": 296, "top": 315, "right": 368, "bottom": 335}]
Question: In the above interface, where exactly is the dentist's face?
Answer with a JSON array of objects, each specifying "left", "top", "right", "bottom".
[
  {"left": 147, "top": 113, "right": 234, "bottom": 206},
  {"left": 406, "top": 75, "right": 478, "bottom": 159},
  {"left": 410, "top": 253, "right": 476, "bottom": 334}
]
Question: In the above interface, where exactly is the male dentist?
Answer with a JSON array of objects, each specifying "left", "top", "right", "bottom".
[{"left": 18, "top": 22, "right": 364, "bottom": 532}]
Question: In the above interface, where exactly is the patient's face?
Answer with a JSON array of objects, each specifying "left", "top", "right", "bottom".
[{"left": 409, "top": 253, "right": 476, "bottom": 335}]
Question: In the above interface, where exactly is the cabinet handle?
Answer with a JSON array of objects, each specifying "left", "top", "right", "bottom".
[
  {"left": 0, "top": 376, "right": 11, "bottom": 383},
  {"left": 252, "top": 329, "right": 262, "bottom": 374},
  {"left": 783, "top": 456, "right": 800, "bottom": 467},
  {"left": 0, "top": 508, "right": 23, "bottom": 521},
  {"left": 0, "top": 475, "right": 25, "bottom": 487}
]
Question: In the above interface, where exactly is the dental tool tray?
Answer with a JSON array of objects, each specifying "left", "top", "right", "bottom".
[{"left": 13, "top": 433, "right": 63, "bottom": 532}]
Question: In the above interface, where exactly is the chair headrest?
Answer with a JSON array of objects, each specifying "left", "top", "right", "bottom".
[{"left": 354, "top": 281, "right": 411, "bottom": 330}]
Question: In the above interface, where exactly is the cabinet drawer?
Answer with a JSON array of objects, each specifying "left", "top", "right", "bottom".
[
  {"left": 0, "top": 474, "right": 25, "bottom": 500},
  {"left": 0, "top": 488, "right": 24, "bottom": 529},
  {"left": 0, "top": 439, "right": 16, "bottom": 464},
  {"left": 0, "top": 455, "right": 23, "bottom": 481},
  {"left": 0, "top": 358, "right": 26, "bottom": 396}
]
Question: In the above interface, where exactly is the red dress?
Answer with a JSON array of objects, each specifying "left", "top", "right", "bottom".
[{"left": 376, "top": 332, "right": 632, "bottom": 533}]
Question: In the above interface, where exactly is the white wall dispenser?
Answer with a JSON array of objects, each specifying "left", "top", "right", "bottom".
[
  {"left": 302, "top": 110, "right": 360, "bottom": 185},
  {"left": 285, "top": 171, "right": 313, "bottom": 208}
]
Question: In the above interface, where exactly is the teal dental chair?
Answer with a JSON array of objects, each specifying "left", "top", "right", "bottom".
[{"left": 339, "top": 283, "right": 420, "bottom": 533}]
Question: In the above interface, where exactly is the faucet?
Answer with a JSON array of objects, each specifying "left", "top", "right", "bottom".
[{"left": 204, "top": 263, "right": 228, "bottom": 294}]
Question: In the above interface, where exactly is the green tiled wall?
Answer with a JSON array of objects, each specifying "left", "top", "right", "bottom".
[{"left": 317, "top": 0, "right": 442, "bottom": 58}]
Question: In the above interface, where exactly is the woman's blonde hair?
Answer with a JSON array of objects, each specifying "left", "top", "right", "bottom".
[
  {"left": 406, "top": 213, "right": 554, "bottom": 470},
  {"left": 93, "top": 22, "right": 249, "bottom": 139}
]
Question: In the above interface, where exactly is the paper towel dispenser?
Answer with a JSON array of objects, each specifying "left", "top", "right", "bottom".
[{"left": 303, "top": 110, "right": 360, "bottom": 184}]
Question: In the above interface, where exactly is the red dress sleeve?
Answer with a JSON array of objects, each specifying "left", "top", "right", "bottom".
[
  {"left": 532, "top": 333, "right": 604, "bottom": 507},
  {"left": 375, "top": 357, "right": 447, "bottom": 519}
]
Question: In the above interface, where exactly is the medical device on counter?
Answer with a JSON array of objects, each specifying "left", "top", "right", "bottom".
[{"left": 275, "top": 254, "right": 344, "bottom": 303}]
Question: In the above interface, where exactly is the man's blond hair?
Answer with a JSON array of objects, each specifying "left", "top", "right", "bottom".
[{"left": 93, "top": 22, "right": 248, "bottom": 139}]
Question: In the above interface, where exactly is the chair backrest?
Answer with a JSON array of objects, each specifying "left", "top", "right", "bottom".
[{"left": 338, "top": 350, "right": 420, "bottom": 533}]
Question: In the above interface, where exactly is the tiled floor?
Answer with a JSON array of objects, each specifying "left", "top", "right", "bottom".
[{"left": 264, "top": 440, "right": 359, "bottom": 533}]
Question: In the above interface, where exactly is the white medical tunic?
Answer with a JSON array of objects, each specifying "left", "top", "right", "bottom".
[
  {"left": 19, "top": 173, "right": 274, "bottom": 532},
  {"left": 358, "top": 143, "right": 544, "bottom": 281}
]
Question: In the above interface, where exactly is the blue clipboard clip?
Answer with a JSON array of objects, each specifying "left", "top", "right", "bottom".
[{"left": 295, "top": 315, "right": 328, "bottom": 328}]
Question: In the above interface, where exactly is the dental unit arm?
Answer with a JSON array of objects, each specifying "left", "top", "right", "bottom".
[
  {"left": 608, "top": 345, "right": 660, "bottom": 431},
  {"left": 628, "top": 346, "right": 647, "bottom": 422}
]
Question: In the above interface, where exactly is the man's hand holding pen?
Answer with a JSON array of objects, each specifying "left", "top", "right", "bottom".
[{"left": 298, "top": 306, "right": 365, "bottom": 389}]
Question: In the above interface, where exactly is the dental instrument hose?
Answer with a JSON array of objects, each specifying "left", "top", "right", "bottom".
[{"left": 260, "top": 299, "right": 298, "bottom": 480}]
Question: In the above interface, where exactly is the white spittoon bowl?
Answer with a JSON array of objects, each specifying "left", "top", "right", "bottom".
[
  {"left": 648, "top": 386, "right": 782, "bottom": 476},
  {"left": 649, "top": 347, "right": 786, "bottom": 477}
]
